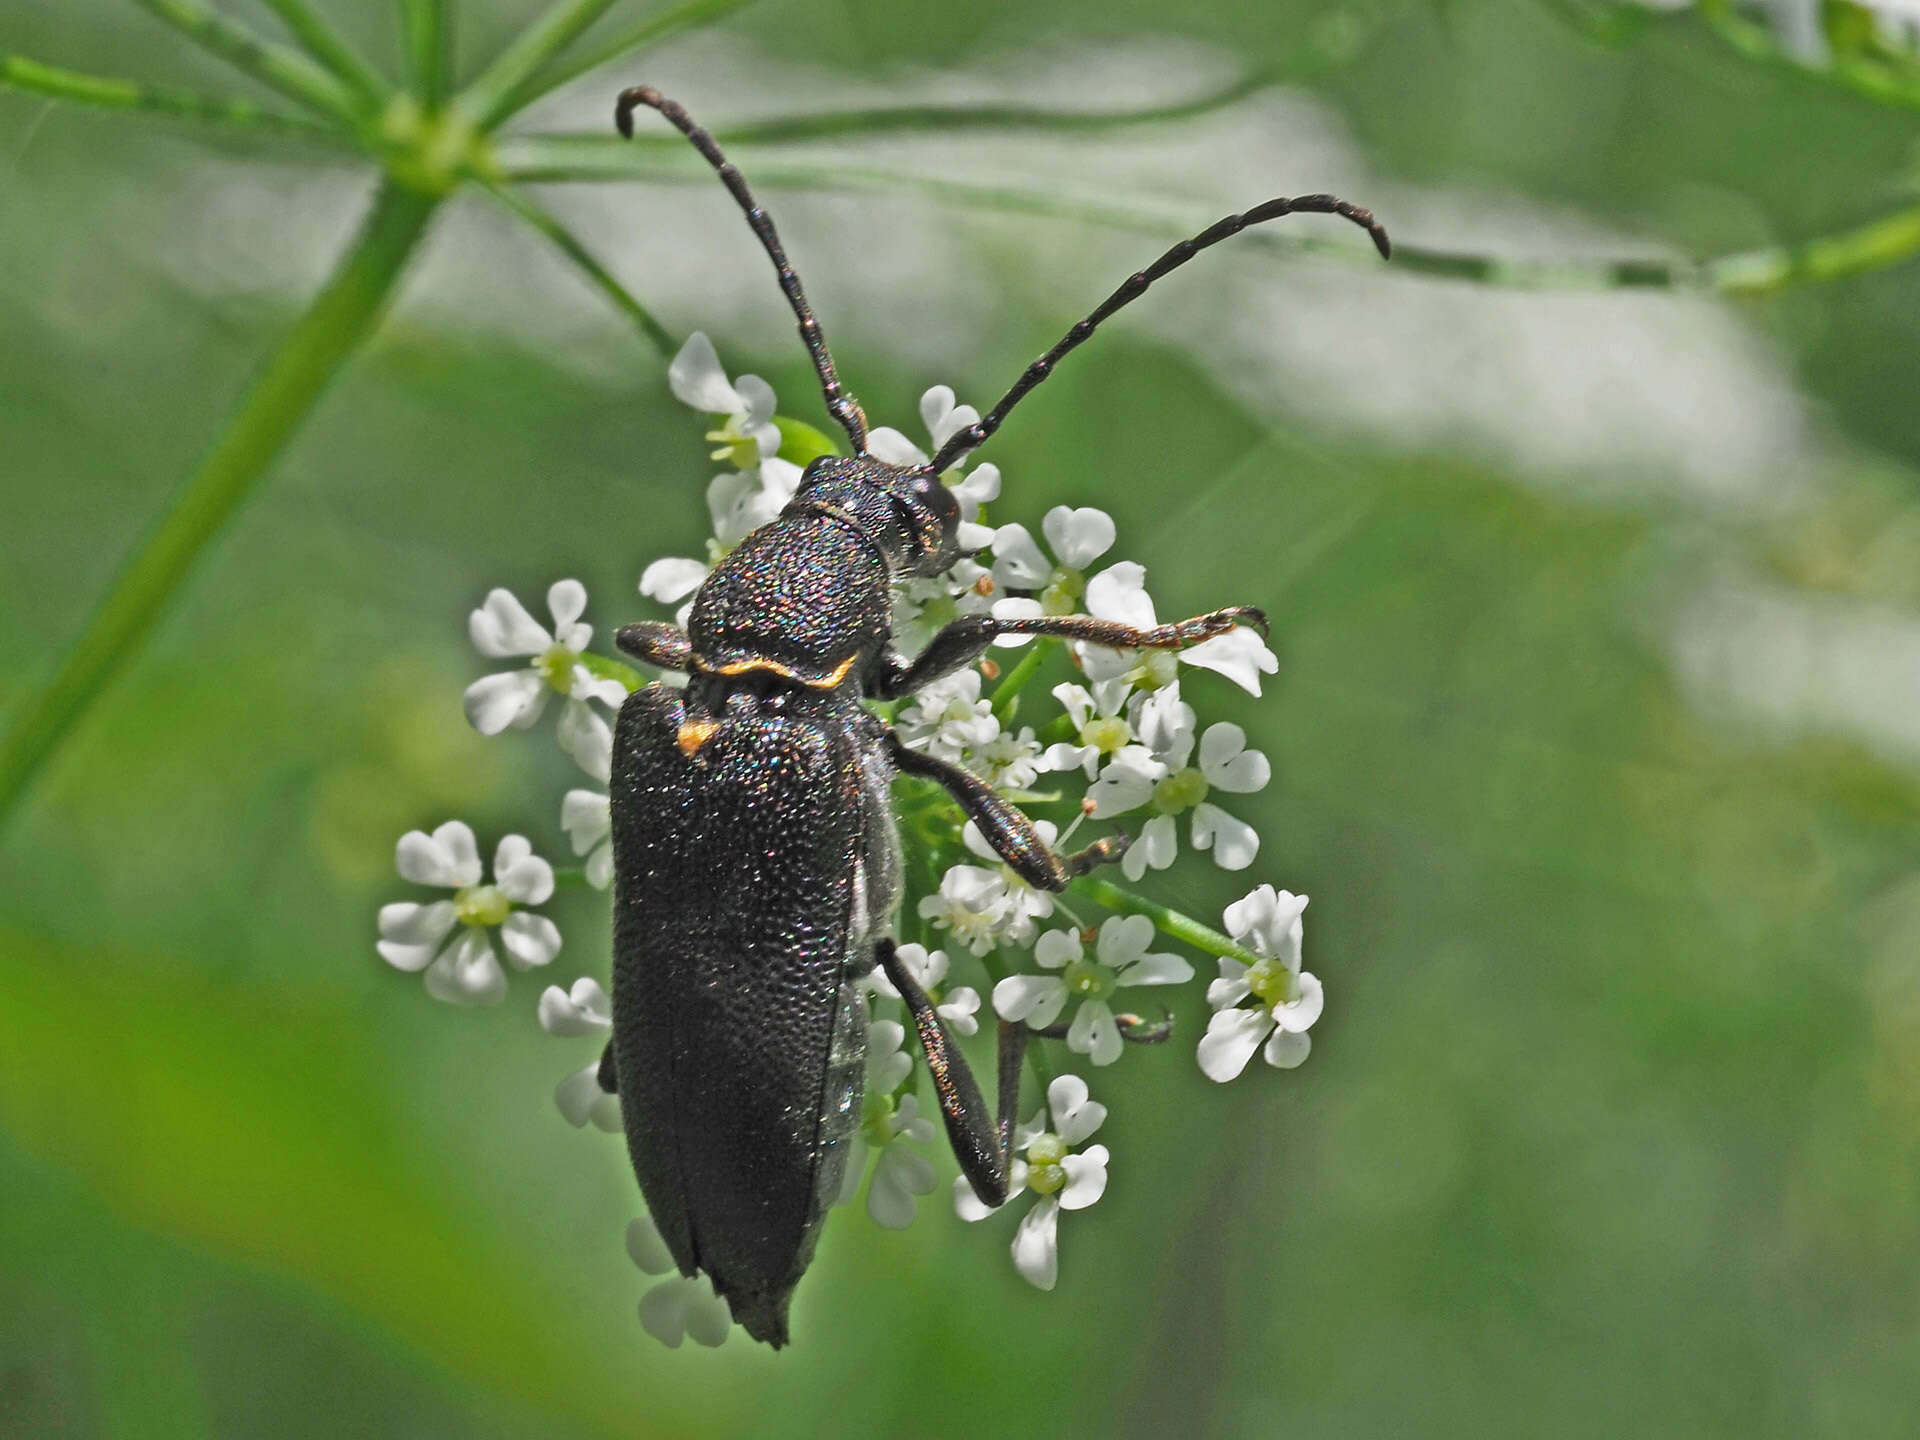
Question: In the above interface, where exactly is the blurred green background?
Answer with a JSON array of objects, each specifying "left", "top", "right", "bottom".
[{"left": 6, "top": 1, "right": 1920, "bottom": 1435}]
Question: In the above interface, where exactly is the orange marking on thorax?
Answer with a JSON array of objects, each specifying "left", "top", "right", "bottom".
[
  {"left": 703, "top": 652, "right": 861, "bottom": 688},
  {"left": 676, "top": 718, "right": 721, "bottom": 757}
]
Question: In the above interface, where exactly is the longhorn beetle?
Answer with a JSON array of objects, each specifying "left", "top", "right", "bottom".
[{"left": 601, "top": 85, "right": 1389, "bottom": 1347}]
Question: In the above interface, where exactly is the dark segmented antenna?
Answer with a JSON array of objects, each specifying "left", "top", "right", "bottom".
[
  {"left": 616, "top": 86, "right": 871, "bottom": 455},
  {"left": 925, "top": 194, "right": 1390, "bottom": 476}
]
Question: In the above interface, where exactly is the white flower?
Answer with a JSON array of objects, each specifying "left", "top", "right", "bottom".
[
  {"left": 463, "top": 581, "right": 628, "bottom": 771},
  {"left": 961, "top": 820, "right": 1058, "bottom": 945},
  {"left": 991, "top": 506, "right": 1116, "bottom": 616},
  {"left": 538, "top": 975, "right": 612, "bottom": 1035},
  {"left": 862, "top": 944, "right": 981, "bottom": 1035},
  {"left": 377, "top": 821, "right": 560, "bottom": 1005},
  {"left": 954, "top": 1074, "right": 1110, "bottom": 1290},
  {"left": 970, "top": 725, "right": 1046, "bottom": 793},
  {"left": 1086, "top": 685, "right": 1270, "bottom": 880},
  {"left": 831, "top": 1019, "right": 939, "bottom": 1229},
  {"left": 867, "top": 384, "right": 1002, "bottom": 551},
  {"left": 893, "top": 553, "right": 994, "bottom": 656},
  {"left": 1077, "top": 561, "right": 1279, "bottom": 696},
  {"left": 668, "top": 331, "right": 779, "bottom": 470},
  {"left": 627, "top": 1217, "right": 731, "bottom": 1348},
  {"left": 894, "top": 669, "right": 1000, "bottom": 766},
  {"left": 1197, "top": 887, "right": 1323, "bottom": 1082},
  {"left": 1041, "top": 677, "right": 1141, "bottom": 778},
  {"left": 992, "top": 915, "right": 1192, "bottom": 1065},
  {"left": 560, "top": 788, "right": 614, "bottom": 891},
  {"left": 555, "top": 1060, "right": 622, "bottom": 1131},
  {"left": 917, "top": 864, "right": 1014, "bottom": 956}
]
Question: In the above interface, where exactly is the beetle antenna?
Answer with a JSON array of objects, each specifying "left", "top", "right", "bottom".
[
  {"left": 924, "top": 195, "right": 1390, "bottom": 476},
  {"left": 617, "top": 86, "right": 871, "bottom": 455}
]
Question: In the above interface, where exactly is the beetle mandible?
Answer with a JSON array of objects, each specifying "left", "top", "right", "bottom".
[{"left": 600, "top": 86, "right": 1389, "bottom": 1347}]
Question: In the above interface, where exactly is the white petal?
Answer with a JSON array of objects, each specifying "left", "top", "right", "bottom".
[
  {"left": 1058, "top": 1145, "right": 1109, "bottom": 1210},
  {"left": 1121, "top": 812, "right": 1179, "bottom": 882},
  {"left": 1136, "top": 687, "right": 1196, "bottom": 768},
  {"left": 1273, "top": 970, "right": 1326, "bottom": 1032},
  {"left": 639, "top": 556, "right": 709, "bottom": 604},
  {"left": 837, "top": 1136, "right": 870, "bottom": 1207},
  {"left": 1095, "top": 913, "right": 1155, "bottom": 967},
  {"left": 957, "top": 520, "right": 996, "bottom": 552},
  {"left": 625, "top": 1216, "right": 675, "bottom": 1275},
  {"left": 990, "top": 524, "right": 1052, "bottom": 589},
  {"left": 938, "top": 987, "right": 982, "bottom": 1037},
  {"left": 993, "top": 975, "right": 1067, "bottom": 1030},
  {"left": 734, "top": 373, "right": 776, "bottom": 427},
  {"left": 953, "top": 1173, "right": 997, "bottom": 1223},
  {"left": 1206, "top": 956, "right": 1252, "bottom": 1010},
  {"left": 1196, "top": 1006, "right": 1274, "bottom": 1082},
  {"left": 557, "top": 699, "right": 613, "bottom": 778},
  {"left": 561, "top": 789, "right": 612, "bottom": 856},
  {"left": 468, "top": 588, "right": 552, "bottom": 659},
  {"left": 1010, "top": 1198, "right": 1060, "bottom": 1290},
  {"left": 667, "top": 332, "right": 741, "bottom": 414},
  {"left": 538, "top": 976, "right": 611, "bottom": 1035},
  {"left": 1042, "top": 506, "right": 1116, "bottom": 569},
  {"left": 1033, "top": 928, "right": 1082, "bottom": 971},
  {"left": 952, "top": 462, "right": 1000, "bottom": 516},
  {"left": 869, "top": 1148, "right": 936, "bottom": 1229},
  {"left": 1180, "top": 627, "right": 1278, "bottom": 696},
  {"left": 555, "top": 1062, "right": 609, "bottom": 1126},
  {"left": 1048, "top": 1074, "right": 1106, "bottom": 1144},
  {"left": 501, "top": 910, "right": 562, "bottom": 969},
  {"left": 638, "top": 1277, "right": 694, "bottom": 1349},
  {"left": 585, "top": 841, "right": 614, "bottom": 891},
  {"left": 568, "top": 668, "right": 629, "bottom": 709},
  {"left": 1085, "top": 561, "right": 1156, "bottom": 628},
  {"left": 1223, "top": 885, "right": 1307, "bottom": 963},
  {"left": 492, "top": 834, "right": 555, "bottom": 904},
  {"left": 463, "top": 670, "right": 547, "bottom": 736},
  {"left": 396, "top": 820, "right": 481, "bottom": 888},
  {"left": 988, "top": 595, "right": 1044, "bottom": 647},
  {"left": 684, "top": 1283, "right": 732, "bottom": 1348},
  {"left": 1087, "top": 751, "right": 1161, "bottom": 820},
  {"left": 1191, "top": 804, "right": 1260, "bottom": 871},
  {"left": 377, "top": 899, "right": 457, "bottom": 949},
  {"left": 865, "top": 425, "right": 927, "bottom": 467},
  {"left": 546, "top": 578, "right": 589, "bottom": 634},
  {"left": 1069, "top": 1000, "right": 1122, "bottom": 1067},
  {"left": 868, "top": 1019, "right": 912, "bottom": 1092},
  {"left": 423, "top": 929, "right": 506, "bottom": 1006},
  {"left": 1041, "top": 741, "right": 1099, "bottom": 776},
  {"left": 1263, "top": 1028, "right": 1312, "bottom": 1069},
  {"left": 1199, "top": 723, "right": 1271, "bottom": 793},
  {"left": 1117, "top": 952, "right": 1194, "bottom": 988}
]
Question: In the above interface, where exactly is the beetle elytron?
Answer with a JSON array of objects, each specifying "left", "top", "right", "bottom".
[{"left": 600, "top": 86, "right": 1388, "bottom": 1346}]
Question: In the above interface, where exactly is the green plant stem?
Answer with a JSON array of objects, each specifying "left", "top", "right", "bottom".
[
  {"left": 457, "top": 0, "right": 620, "bottom": 132},
  {"left": 1070, "top": 875, "right": 1260, "bottom": 969},
  {"left": 0, "top": 181, "right": 439, "bottom": 829},
  {"left": 1695, "top": 0, "right": 1920, "bottom": 111},
  {"left": 501, "top": 141, "right": 1920, "bottom": 298},
  {"left": 0, "top": 55, "right": 350, "bottom": 145},
  {"left": 399, "top": 0, "right": 452, "bottom": 108},
  {"left": 988, "top": 638, "right": 1057, "bottom": 725},
  {"left": 487, "top": 182, "right": 676, "bottom": 358},
  {"left": 130, "top": 0, "right": 363, "bottom": 124},
  {"left": 503, "top": 0, "right": 764, "bottom": 116},
  {"left": 259, "top": 0, "right": 390, "bottom": 106}
]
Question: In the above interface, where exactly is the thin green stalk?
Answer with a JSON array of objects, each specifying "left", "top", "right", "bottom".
[
  {"left": 988, "top": 638, "right": 1056, "bottom": 725},
  {"left": 1071, "top": 875, "right": 1260, "bottom": 970},
  {"left": 503, "top": 0, "right": 764, "bottom": 116},
  {"left": 399, "top": 0, "right": 453, "bottom": 108},
  {"left": 456, "top": 0, "right": 620, "bottom": 132},
  {"left": 578, "top": 651, "right": 646, "bottom": 691},
  {"left": 0, "top": 181, "right": 440, "bottom": 828},
  {"left": 0, "top": 56, "right": 350, "bottom": 145},
  {"left": 130, "top": 0, "right": 363, "bottom": 124},
  {"left": 259, "top": 0, "right": 391, "bottom": 106},
  {"left": 501, "top": 140, "right": 1920, "bottom": 298},
  {"left": 487, "top": 181, "right": 676, "bottom": 358},
  {"left": 1696, "top": 0, "right": 1920, "bottom": 112}
]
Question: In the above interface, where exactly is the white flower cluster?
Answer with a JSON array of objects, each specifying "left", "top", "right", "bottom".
[{"left": 372, "top": 330, "right": 1335, "bottom": 1326}]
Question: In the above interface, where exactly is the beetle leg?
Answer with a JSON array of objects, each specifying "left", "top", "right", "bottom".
[
  {"left": 867, "top": 606, "right": 1267, "bottom": 699},
  {"left": 886, "top": 732, "right": 1124, "bottom": 891},
  {"left": 878, "top": 936, "right": 1018, "bottom": 1207},
  {"left": 1028, "top": 1008, "right": 1174, "bottom": 1045},
  {"left": 615, "top": 621, "right": 693, "bottom": 671}
]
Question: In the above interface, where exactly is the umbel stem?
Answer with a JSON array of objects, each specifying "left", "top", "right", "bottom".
[{"left": 0, "top": 182, "right": 439, "bottom": 823}]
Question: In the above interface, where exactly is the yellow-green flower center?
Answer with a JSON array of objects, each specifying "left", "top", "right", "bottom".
[
  {"left": 1152, "top": 765, "right": 1209, "bottom": 815},
  {"left": 454, "top": 883, "right": 510, "bottom": 928},
  {"left": 536, "top": 643, "right": 576, "bottom": 693},
  {"left": 1135, "top": 651, "right": 1179, "bottom": 691},
  {"left": 1245, "top": 957, "right": 1294, "bottom": 1006},
  {"left": 860, "top": 1090, "right": 896, "bottom": 1146},
  {"left": 1041, "top": 566, "right": 1086, "bottom": 616},
  {"left": 1063, "top": 955, "right": 1116, "bottom": 1000},
  {"left": 705, "top": 417, "right": 759, "bottom": 471},
  {"left": 1026, "top": 1131, "right": 1068, "bottom": 1195},
  {"left": 1080, "top": 716, "right": 1132, "bottom": 755}
]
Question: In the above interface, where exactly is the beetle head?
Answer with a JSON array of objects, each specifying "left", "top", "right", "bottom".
[{"left": 792, "top": 456, "right": 960, "bottom": 577}]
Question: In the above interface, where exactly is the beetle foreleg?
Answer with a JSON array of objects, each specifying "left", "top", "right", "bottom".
[
  {"left": 867, "top": 606, "right": 1267, "bottom": 699},
  {"left": 1028, "top": 1008, "right": 1175, "bottom": 1045},
  {"left": 615, "top": 621, "right": 693, "bottom": 671},
  {"left": 887, "top": 733, "right": 1126, "bottom": 891}
]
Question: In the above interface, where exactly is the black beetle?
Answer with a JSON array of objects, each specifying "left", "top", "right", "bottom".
[{"left": 599, "top": 86, "right": 1388, "bottom": 1346}]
